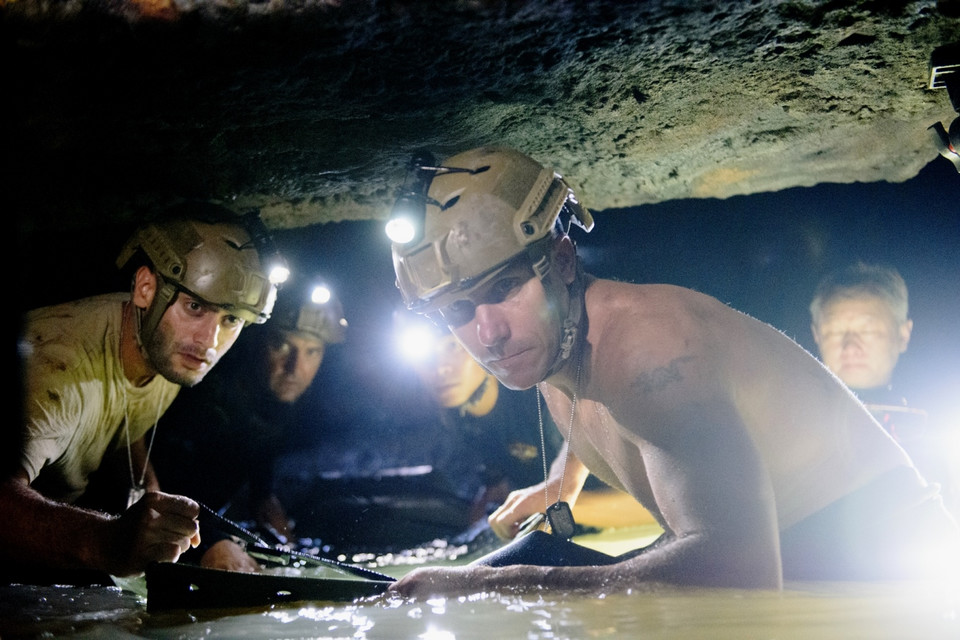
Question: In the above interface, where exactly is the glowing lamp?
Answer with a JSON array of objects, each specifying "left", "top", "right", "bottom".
[
  {"left": 268, "top": 263, "right": 290, "bottom": 285},
  {"left": 311, "top": 284, "right": 332, "bottom": 305},
  {"left": 385, "top": 212, "right": 418, "bottom": 245}
]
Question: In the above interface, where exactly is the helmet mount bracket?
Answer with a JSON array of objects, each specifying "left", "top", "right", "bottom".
[
  {"left": 387, "top": 151, "right": 490, "bottom": 246},
  {"left": 927, "top": 42, "right": 960, "bottom": 172}
]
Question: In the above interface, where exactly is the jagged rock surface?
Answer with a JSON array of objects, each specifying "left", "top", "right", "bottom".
[{"left": 5, "top": 0, "right": 960, "bottom": 231}]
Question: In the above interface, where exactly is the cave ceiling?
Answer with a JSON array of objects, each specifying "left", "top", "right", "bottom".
[{"left": 5, "top": 0, "right": 960, "bottom": 234}]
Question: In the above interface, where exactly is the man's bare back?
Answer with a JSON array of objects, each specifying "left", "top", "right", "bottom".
[
  {"left": 392, "top": 277, "right": 941, "bottom": 596},
  {"left": 549, "top": 279, "right": 911, "bottom": 533}
]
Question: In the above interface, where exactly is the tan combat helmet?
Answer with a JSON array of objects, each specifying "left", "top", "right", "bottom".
[
  {"left": 116, "top": 203, "right": 285, "bottom": 346},
  {"left": 270, "top": 278, "right": 348, "bottom": 344},
  {"left": 390, "top": 146, "right": 593, "bottom": 317}
]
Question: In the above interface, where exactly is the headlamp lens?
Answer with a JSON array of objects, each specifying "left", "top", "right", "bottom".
[
  {"left": 385, "top": 215, "right": 418, "bottom": 244},
  {"left": 310, "top": 285, "right": 332, "bottom": 305},
  {"left": 269, "top": 264, "right": 290, "bottom": 285}
]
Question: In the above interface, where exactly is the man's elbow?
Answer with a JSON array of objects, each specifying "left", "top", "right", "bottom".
[
  {"left": 695, "top": 544, "right": 783, "bottom": 589},
  {"left": 658, "top": 532, "right": 783, "bottom": 589}
]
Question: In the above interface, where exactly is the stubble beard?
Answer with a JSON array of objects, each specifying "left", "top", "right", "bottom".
[{"left": 142, "top": 323, "right": 213, "bottom": 388}]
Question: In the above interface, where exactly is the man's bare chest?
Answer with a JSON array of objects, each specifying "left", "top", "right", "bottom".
[{"left": 560, "top": 399, "right": 652, "bottom": 498}]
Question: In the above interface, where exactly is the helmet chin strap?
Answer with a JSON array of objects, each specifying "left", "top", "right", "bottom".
[
  {"left": 542, "top": 261, "right": 585, "bottom": 382},
  {"left": 133, "top": 301, "right": 144, "bottom": 349},
  {"left": 135, "top": 274, "right": 178, "bottom": 352}
]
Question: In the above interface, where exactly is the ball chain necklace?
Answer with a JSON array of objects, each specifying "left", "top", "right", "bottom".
[
  {"left": 120, "top": 302, "right": 167, "bottom": 509},
  {"left": 534, "top": 343, "right": 582, "bottom": 540}
]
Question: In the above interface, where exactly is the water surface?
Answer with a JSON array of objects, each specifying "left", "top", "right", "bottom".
[{"left": 3, "top": 526, "right": 957, "bottom": 639}]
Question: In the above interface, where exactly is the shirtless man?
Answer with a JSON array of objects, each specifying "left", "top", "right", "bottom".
[
  {"left": 4, "top": 203, "right": 285, "bottom": 583},
  {"left": 386, "top": 147, "right": 959, "bottom": 597}
]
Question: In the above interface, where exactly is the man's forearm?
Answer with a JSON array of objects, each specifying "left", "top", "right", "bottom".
[
  {"left": 483, "top": 532, "right": 779, "bottom": 592},
  {"left": 393, "top": 553, "right": 677, "bottom": 599},
  {"left": 0, "top": 476, "right": 116, "bottom": 572}
]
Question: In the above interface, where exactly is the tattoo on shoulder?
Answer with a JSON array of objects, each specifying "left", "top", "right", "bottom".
[{"left": 631, "top": 356, "right": 695, "bottom": 395}]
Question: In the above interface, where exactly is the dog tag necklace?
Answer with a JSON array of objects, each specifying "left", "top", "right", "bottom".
[
  {"left": 119, "top": 303, "right": 165, "bottom": 508},
  {"left": 536, "top": 349, "right": 582, "bottom": 540},
  {"left": 123, "top": 395, "right": 164, "bottom": 508}
]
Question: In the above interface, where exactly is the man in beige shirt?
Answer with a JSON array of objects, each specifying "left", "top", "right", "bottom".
[{"left": 4, "top": 203, "right": 284, "bottom": 584}]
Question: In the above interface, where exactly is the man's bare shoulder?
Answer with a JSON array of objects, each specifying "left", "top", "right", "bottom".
[
  {"left": 586, "top": 280, "right": 720, "bottom": 350},
  {"left": 584, "top": 280, "right": 722, "bottom": 400}
]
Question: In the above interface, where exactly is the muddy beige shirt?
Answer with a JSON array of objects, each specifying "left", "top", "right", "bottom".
[{"left": 19, "top": 293, "right": 179, "bottom": 503}]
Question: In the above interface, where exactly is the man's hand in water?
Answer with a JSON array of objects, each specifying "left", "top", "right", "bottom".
[{"left": 388, "top": 565, "right": 497, "bottom": 599}]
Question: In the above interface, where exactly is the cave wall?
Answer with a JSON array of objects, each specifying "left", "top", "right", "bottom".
[{"left": 4, "top": 0, "right": 960, "bottom": 232}]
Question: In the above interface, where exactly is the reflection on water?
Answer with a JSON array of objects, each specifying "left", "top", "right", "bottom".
[
  {"left": 2, "top": 527, "right": 957, "bottom": 639},
  {"left": 3, "top": 575, "right": 958, "bottom": 639},
  {"left": 142, "top": 582, "right": 958, "bottom": 640}
]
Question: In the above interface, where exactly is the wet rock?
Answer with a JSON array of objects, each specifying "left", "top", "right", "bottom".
[{"left": 4, "top": 0, "right": 960, "bottom": 231}]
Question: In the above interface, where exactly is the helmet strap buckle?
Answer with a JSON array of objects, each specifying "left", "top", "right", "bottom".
[
  {"left": 532, "top": 254, "right": 551, "bottom": 280},
  {"left": 558, "top": 319, "right": 577, "bottom": 361}
]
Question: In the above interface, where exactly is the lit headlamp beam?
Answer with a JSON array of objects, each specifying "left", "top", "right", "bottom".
[
  {"left": 396, "top": 325, "right": 440, "bottom": 364},
  {"left": 311, "top": 284, "right": 332, "bottom": 304},
  {"left": 385, "top": 151, "right": 490, "bottom": 245}
]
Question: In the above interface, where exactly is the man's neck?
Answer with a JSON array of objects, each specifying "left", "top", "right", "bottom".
[
  {"left": 545, "top": 340, "right": 588, "bottom": 400},
  {"left": 544, "top": 276, "right": 597, "bottom": 399},
  {"left": 120, "top": 301, "right": 157, "bottom": 387}
]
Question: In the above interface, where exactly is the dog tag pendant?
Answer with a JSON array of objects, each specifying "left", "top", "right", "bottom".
[
  {"left": 127, "top": 484, "right": 146, "bottom": 509},
  {"left": 546, "top": 501, "right": 576, "bottom": 539}
]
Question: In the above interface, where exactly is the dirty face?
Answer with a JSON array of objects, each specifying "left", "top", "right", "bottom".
[
  {"left": 812, "top": 294, "right": 912, "bottom": 390},
  {"left": 145, "top": 291, "right": 245, "bottom": 387}
]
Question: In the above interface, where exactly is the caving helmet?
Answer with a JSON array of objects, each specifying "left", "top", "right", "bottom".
[
  {"left": 269, "top": 277, "right": 348, "bottom": 344},
  {"left": 389, "top": 146, "right": 594, "bottom": 319},
  {"left": 116, "top": 202, "right": 286, "bottom": 346}
]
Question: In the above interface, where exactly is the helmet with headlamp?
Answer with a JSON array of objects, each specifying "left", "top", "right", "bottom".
[
  {"left": 389, "top": 146, "right": 594, "bottom": 321},
  {"left": 116, "top": 203, "right": 287, "bottom": 346},
  {"left": 270, "top": 278, "right": 348, "bottom": 345}
]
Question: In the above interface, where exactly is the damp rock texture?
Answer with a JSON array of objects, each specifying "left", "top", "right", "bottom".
[{"left": 5, "top": 0, "right": 960, "bottom": 231}]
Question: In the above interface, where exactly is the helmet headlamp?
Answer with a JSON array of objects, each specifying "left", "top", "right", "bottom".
[
  {"left": 390, "top": 147, "right": 593, "bottom": 320},
  {"left": 385, "top": 150, "right": 490, "bottom": 246},
  {"left": 270, "top": 277, "right": 347, "bottom": 344}
]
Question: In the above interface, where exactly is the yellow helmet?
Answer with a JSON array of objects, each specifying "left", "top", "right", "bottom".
[{"left": 390, "top": 146, "right": 593, "bottom": 315}]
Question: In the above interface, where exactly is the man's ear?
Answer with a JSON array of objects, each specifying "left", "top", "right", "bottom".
[
  {"left": 132, "top": 266, "right": 157, "bottom": 310},
  {"left": 898, "top": 319, "right": 913, "bottom": 354},
  {"left": 553, "top": 236, "right": 577, "bottom": 285},
  {"left": 811, "top": 323, "right": 822, "bottom": 348}
]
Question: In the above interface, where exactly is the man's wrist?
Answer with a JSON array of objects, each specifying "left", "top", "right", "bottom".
[{"left": 81, "top": 510, "right": 124, "bottom": 574}]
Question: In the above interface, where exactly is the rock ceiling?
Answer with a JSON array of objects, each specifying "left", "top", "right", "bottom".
[{"left": 5, "top": 0, "right": 960, "bottom": 233}]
